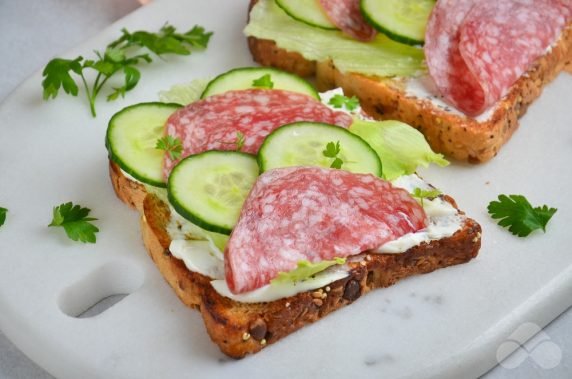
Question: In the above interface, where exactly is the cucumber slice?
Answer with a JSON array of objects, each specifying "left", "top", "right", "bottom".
[
  {"left": 201, "top": 67, "right": 319, "bottom": 99},
  {"left": 106, "top": 102, "right": 182, "bottom": 188},
  {"left": 168, "top": 151, "right": 260, "bottom": 235},
  {"left": 360, "top": 0, "right": 435, "bottom": 46},
  {"left": 258, "top": 122, "right": 382, "bottom": 176},
  {"left": 275, "top": 0, "right": 338, "bottom": 30}
]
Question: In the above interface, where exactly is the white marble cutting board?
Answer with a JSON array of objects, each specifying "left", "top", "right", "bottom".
[{"left": 0, "top": 0, "right": 571, "bottom": 378}]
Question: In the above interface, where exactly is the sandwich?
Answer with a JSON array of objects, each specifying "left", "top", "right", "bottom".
[
  {"left": 245, "top": 0, "right": 572, "bottom": 162},
  {"left": 106, "top": 66, "right": 482, "bottom": 357}
]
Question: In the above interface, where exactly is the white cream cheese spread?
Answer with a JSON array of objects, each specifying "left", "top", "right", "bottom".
[
  {"left": 167, "top": 174, "right": 465, "bottom": 303},
  {"left": 211, "top": 268, "right": 349, "bottom": 303},
  {"left": 404, "top": 76, "right": 496, "bottom": 122}
]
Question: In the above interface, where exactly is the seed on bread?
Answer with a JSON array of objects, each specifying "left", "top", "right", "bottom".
[{"left": 312, "top": 298, "right": 323, "bottom": 307}]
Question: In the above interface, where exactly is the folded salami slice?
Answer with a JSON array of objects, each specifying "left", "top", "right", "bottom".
[
  {"left": 425, "top": 0, "right": 571, "bottom": 116},
  {"left": 163, "top": 89, "right": 352, "bottom": 176},
  {"left": 319, "top": 0, "right": 377, "bottom": 41},
  {"left": 225, "top": 167, "right": 427, "bottom": 294}
]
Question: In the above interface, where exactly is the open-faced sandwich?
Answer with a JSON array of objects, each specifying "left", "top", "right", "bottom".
[
  {"left": 245, "top": 0, "right": 572, "bottom": 162},
  {"left": 106, "top": 67, "right": 481, "bottom": 358}
]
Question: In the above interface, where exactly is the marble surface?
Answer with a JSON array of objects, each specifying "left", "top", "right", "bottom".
[{"left": 0, "top": 0, "right": 570, "bottom": 378}]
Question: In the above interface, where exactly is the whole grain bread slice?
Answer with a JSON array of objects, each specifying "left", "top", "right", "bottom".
[
  {"left": 110, "top": 161, "right": 481, "bottom": 358},
  {"left": 246, "top": 1, "right": 572, "bottom": 163}
]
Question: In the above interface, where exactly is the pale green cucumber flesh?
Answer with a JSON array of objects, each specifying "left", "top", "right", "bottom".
[
  {"left": 106, "top": 102, "right": 182, "bottom": 188},
  {"left": 360, "top": 0, "right": 435, "bottom": 45},
  {"left": 201, "top": 66, "right": 319, "bottom": 99},
  {"left": 168, "top": 151, "right": 260, "bottom": 235},
  {"left": 275, "top": 0, "right": 338, "bottom": 30},
  {"left": 258, "top": 121, "right": 382, "bottom": 176}
]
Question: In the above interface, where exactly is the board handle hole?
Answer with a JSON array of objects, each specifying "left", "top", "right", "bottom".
[{"left": 58, "top": 261, "right": 144, "bottom": 318}]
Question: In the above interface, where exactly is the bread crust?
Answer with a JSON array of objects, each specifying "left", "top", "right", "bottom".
[
  {"left": 111, "top": 161, "right": 482, "bottom": 358},
  {"left": 246, "top": 0, "right": 572, "bottom": 163},
  {"left": 109, "top": 161, "right": 148, "bottom": 212}
]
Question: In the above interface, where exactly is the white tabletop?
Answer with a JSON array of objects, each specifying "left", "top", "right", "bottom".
[{"left": 0, "top": 0, "right": 570, "bottom": 378}]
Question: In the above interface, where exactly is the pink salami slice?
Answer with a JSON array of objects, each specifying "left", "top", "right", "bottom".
[
  {"left": 425, "top": 0, "right": 571, "bottom": 116},
  {"left": 319, "top": 0, "right": 377, "bottom": 41},
  {"left": 225, "top": 167, "right": 427, "bottom": 294},
  {"left": 163, "top": 89, "right": 352, "bottom": 177}
]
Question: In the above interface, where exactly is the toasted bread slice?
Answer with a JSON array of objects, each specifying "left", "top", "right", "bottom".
[
  {"left": 110, "top": 161, "right": 481, "bottom": 358},
  {"left": 246, "top": 1, "right": 572, "bottom": 163},
  {"left": 109, "top": 160, "right": 147, "bottom": 212}
]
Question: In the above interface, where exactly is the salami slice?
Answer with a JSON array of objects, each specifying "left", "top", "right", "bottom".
[
  {"left": 425, "top": 0, "right": 571, "bottom": 116},
  {"left": 319, "top": 0, "right": 377, "bottom": 41},
  {"left": 163, "top": 89, "right": 352, "bottom": 176},
  {"left": 225, "top": 167, "right": 427, "bottom": 294}
]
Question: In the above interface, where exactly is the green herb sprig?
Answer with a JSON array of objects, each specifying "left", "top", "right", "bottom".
[
  {"left": 235, "top": 132, "right": 245, "bottom": 151},
  {"left": 156, "top": 135, "right": 183, "bottom": 160},
  {"left": 328, "top": 94, "right": 359, "bottom": 111},
  {"left": 0, "top": 207, "right": 7, "bottom": 228},
  {"left": 49, "top": 202, "right": 99, "bottom": 243},
  {"left": 411, "top": 187, "right": 442, "bottom": 207},
  {"left": 215, "top": 132, "right": 246, "bottom": 152},
  {"left": 488, "top": 194, "right": 557, "bottom": 237},
  {"left": 252, "top": 74, "right": 274, "bottom": 89},
  {"left": 42, "top": 24, "right": 213, "bottom": 117},
  {"left": 322, "top": 141, "right": 343, "bottom": 169}
]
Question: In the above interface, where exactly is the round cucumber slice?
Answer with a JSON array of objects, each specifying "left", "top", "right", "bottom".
[
  {"left": 201, "top": 67, "right": 319, "bottom": 99},
  {"left": 360, "top": 0, "right": 435, "bottom": 46},
  {"left": 275, "top": 0, "right": 338, "bottom": 30},
  {"left": 168, "top": 151, "right": 260, "bottom": 235},
  {"left": 258, "top": 122, "right": 382, "bottom": 176},
  {"left": 106, "top": 102, "right": 182, "bottom": 188}
]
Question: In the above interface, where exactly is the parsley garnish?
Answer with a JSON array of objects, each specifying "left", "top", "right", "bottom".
[
  {"left": 0, "top": 207, "right": 7, "bottom": 228},
  {"left": 156, "top": 135, "right": 183, "bottom": 160},
  {"left": 328, "top": 94, "right": 359, "bottom": 111},
  {"left": 215, "top": 132, "right": 247, "bottom": 151},
  {"left": 322, "top": 141, "right": 343, "bottom": 169},
  {"left": 487, "top": 194, "right": 557, "bottom": 237},
  {"left": 252, "top": 74, "right": 274, "bottom": 89},
  {"left": 42, "top": 24, "right": 213, "bottom": 117},
  {"left": 48, "top": 202, "right": 99, "bottom": 243},
  {"left": 411, "top": 187, "right": 442, "bottom": 207},
  {"left": 236, "top": 132, "right": 245, "bottom": 151}
]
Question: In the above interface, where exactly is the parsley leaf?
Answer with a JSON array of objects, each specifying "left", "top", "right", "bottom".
[
  {"left": 236, "top": 132, "right": 245, "bottom": 151},
  {"left": 107, "top": 66, "right": 141, "bottom": 101},
  {"left": 41, "top": 57, "right": 83, "bottom": 100},
  {"left": 42, "top": 24, "right": 213, "bottom": 117},
  {"left": 252, "top": 74, "right": 274, "bottom": 89},
  {"left": 411, "top": 187, "right": 442, "bottom": 207},
  {"left": 330, "top": 158, "right": 343, "bottom": 169},
  {"left": 322, "top": 141, "right": 343, "bottom": 169},
  {"left": 322, "top": 141, "right": 340, "bottom": 158},
  {"left": 48, "top": 202, "right": 99, "bottom": 243},
  {"left": 487, "top": 194, "right": 557, "bottom": 237},
  {"left": 0, "top": 207, "right": 7, "bottom": 228},
  {"left": 156, "top": 135, "right": 183, "bottom": 160},
  {"left": 328, "top": 94, "right": 359, "bottom": 111},
  {"left": 111, "top": 25, "right": 212, "bottom": 55}
]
